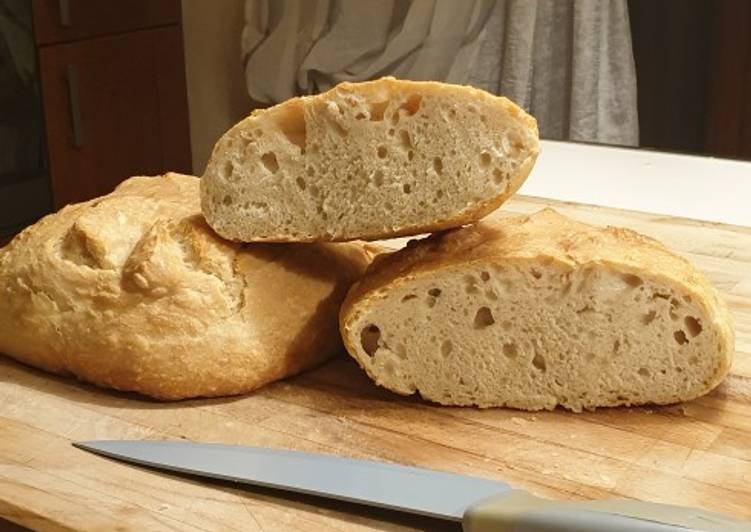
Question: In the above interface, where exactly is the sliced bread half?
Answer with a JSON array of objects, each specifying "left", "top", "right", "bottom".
[
  {"left": 340, "top": 208, "right": 734, "bottom": 411},
  {"left": 201, "top": 77, "right": 539, "bottom": 242}
]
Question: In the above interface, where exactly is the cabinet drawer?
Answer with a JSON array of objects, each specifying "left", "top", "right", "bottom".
[
  {"left": 38, "top": 26, "right": 191, "bottom": 208},
  {"left": 33, "top": 0, "right": 181, "bottom": 45}
]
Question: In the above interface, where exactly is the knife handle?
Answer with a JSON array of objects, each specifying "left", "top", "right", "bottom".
[{"left": 462, "top": 490, "right": 751, "bottom": 532}]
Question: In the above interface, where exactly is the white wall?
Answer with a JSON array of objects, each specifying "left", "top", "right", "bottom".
[{"left": 181, "top": 0, "right": 251, "bottom": 174}]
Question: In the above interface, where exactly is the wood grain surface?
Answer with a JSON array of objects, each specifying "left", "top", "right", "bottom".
[{"left": 1, "top": 196, "right": 750, "bottom": 531}]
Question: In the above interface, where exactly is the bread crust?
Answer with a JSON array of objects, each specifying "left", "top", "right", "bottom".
[
  {"left": 201, "top": 77, "right": 539, "bottom": 242},
  {"left": 340, "top": 208, "right": 734, "bottom": 409},
  {"left": 0, "top": 173, "right": 372, "bottom": 400}
]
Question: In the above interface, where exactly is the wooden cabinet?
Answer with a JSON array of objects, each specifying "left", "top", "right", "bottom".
[
  {"left": 705, "top": 0, "right": 751, "bottom": 158},
  {"left": 629, "top": 0, "right": 751, "bottom": 159},
  {"left": 32, "top": 0, "right": 180, "bottom": 45},
  {"left": 33, "top": 0, "right": 191, "bottom": 209}
]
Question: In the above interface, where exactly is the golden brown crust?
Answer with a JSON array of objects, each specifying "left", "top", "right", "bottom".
[
  {"left": 0, "top": 173, "right": 372, "bottom": 400},
  {"left": 340, "top": 208, "right": 734, "bottom": 401},
  {"left": 201, "top": 76, "right": 540, "bottom": 243}
]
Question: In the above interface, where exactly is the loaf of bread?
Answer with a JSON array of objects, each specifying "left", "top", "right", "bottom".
[
  {"left": 201, "top": 77, "right": 539, "bottom": 243},
  {"left": 0, "top": 173, "right": 372, "bottom": 400},
  {"left": 340, "top": 208, "right": 734, "bottom": 411}
]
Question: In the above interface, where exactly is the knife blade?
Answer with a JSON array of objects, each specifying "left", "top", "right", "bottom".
[{"left": 73, "top": 440, "right": 750, "bottom": 532}]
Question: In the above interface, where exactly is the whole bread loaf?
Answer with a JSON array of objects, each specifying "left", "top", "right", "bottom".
[
  {"left": 340, "top": 208, "right": 734, "bottom": 411},
  {"left": 0, "top": 173, "right": 372, "bottom": 399},
  {"left": 201, "top": 77, "right": 539, "bottom": 242}
]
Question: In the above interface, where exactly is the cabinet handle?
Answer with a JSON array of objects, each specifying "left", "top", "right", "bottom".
[
  {"left": 59, "top": 0, "right": 71, "bottom": 26},
  {"left": 65, "top": 65, "right": 83, "bottom": 148}
]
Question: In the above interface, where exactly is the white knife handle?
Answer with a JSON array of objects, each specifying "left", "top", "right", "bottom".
[{"left": 462, "top": 490, "right": 751, "bottom": 532}]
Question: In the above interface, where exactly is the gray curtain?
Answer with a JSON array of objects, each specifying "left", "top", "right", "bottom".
[
  {"left": 469, "top": 0, "right": 638, "bottom": 145},
  {"left": 242, "top": 0, "right": 638, "bottom": 146}
]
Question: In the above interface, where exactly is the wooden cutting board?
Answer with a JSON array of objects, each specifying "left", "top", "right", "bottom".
[{"left": 1, "top": 195, "right": 750, "bottom": 531}]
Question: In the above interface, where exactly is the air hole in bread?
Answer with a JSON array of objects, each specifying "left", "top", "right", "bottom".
[
  {"left": 220, "top": 160, "right": 234, "bottom": 180},
  {"left": 492, "top": 167, "right": 505, "bottom": 185},
  {"left": 403, "top": 183, "right": 412, "bottom": 194},
  {"left": 377, "top": 146, "right": 387, "bottom": 158},
  {"left": 638, "top": 367, "right": 650, "bottom": 377},
  {"left": 261, "top": 152, "right": 279, "bottom": 173},
  {"left": 396, "top": 344, "right": 407, "bottom": 359},
  {"left": 473, "top": 307, "right": 495, "bottom": 329},
  {"left": 276, "top": 109, "right": 306, "bottom": 152},
  {"left": 652, "top": 292, "right": 670, "bottom": 300},
  {"left": 309, "top": 184, "right": 320, "bottom": 197},
  {"left": 428, "top": 288, "right": 442, "bottom": 297},
  {"left": 561, "top": 281, "right": 573, "bottom": 296},
  {"left": 480, "top": 271, "right": 491, "bottom": 282},
  {"left": 530, "top": 268, "right": 542, "bottom": 280},
  {"left": 372, "top": 170, "right": 384, "bottom": 187},
  {"left": 399, "top": 130, "right": 413, "bottom": 150},
  {"left": 431, "top": 157, "right": 444, "bottom": 176},
  {"left": 613, "top": 339, "right": 621, "bottom": 354},
  {"left": 399, "top": 94, "right": 422, "bottom": 116},
  {"left": 441, "top": 340, "right": 453, "bottom": 357},
  {"left": 480, "top": 115, "right": 487, "bottom": 124},
  {"left": 622, "top": 273, "right": 643, "bottom": 287},
  {"left": 401, "top": 294, "right": 416, "bottom": 302},
  {"left": 685, "top": 316, "right": 702, "bottom": 337},
  {"left": 296, "top": 177, "right": 306, "bottom": 190},
  {"left": 369, "top": 100, "right": 388, "bottom": 121},
  {"left": 407, "top": 150, "right": 415, "bottom": 161},
  {"left": 355, "top": 112, "right": 366, "bottom": 120},
  {"left": 222, "top": 195, "right": 233, "bottom": 206},
  {"left": 480, "top": 152, "right": 492, "bottom": 169},
  {"left": 360, "top": 325, "right": 381, "bottom": 356},
  {"left": 502, "top": 342, "right": 518, "bottom": 358},
  {"left": 642, "top": 310, "right": 657, "bottom": 325},
  {"left": 532, "top": 352, "right": 547, "bottom": 372},
  {"left": 673, "top": 330, "right": 688, "bottom": 345},
  {"left": 436, "top": 189, "right": 444, "bottom": 199},
  {"left": 669, "top": 299, "right": 680, "bottom": 320}
]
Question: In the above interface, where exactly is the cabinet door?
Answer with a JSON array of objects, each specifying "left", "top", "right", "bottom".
[
  {"left": 38, "top": 26, "right": 191, "bottom": 208},
  {"left": 32, "top": 0, "right": 181, "bottom": 45},
  {"left": 705, "top": 0, "right": 751, "bottom": 159}
]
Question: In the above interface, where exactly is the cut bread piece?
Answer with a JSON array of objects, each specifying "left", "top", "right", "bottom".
[
  {"left": 340, "top": 208, "right": 734, "bottom": 411},
  {"left": 201, "top": 77, "right": 539, "bottom": 242}
]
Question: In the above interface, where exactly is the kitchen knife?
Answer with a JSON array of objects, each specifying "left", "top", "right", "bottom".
[{"left": 73, "top": 440, "right": 750, "bottom": 531}]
